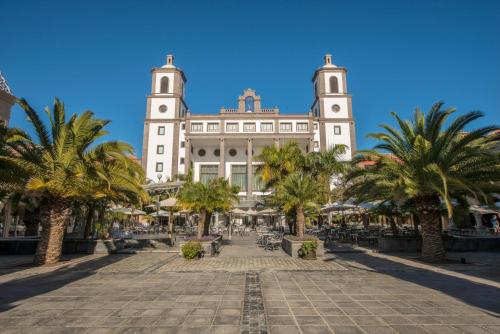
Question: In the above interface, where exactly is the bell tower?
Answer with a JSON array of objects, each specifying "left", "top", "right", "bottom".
[
  {"left": 311, "top": 54, "right": 356, "bottom": 159},
  {"left": 142, "top": 54, "right": 189, "bottom": 182}
]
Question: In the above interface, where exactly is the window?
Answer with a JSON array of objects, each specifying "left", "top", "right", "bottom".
[
  {"left": 229, "top": 149, "right": 237, "bottom": 157},
  {"left": 231, "top": 165, "right": 247, "bottom": 191},
  {"left": 243, "top": 122, "right": 256, "bottom": 132},
  {"left": 198, "top": 149, "right": 206, "bottom": 157},
  {"left": 296, "top": 123, "right": 308, "bottom": 132},
  {"left": 314, "top": 123, "right": 319, "bottom": 130},
  {"left": 314, "top": 141, "right": 319, "bottom": 148},
  {"left": 155, "top": 162, "right": 163, "bottom": 172},
  {"left": 253, "top": 165, "right": 265, "bottom": 192},
  {"left": 157, "top": 145, "right": 164, "bottom": 154},
  {"left": 260, "top": 122, "right": 273, "bottom": 132},
  {"left": 332, "top": 104, "right": 341, "bottom": 113},
  {"left": 160, "top": 77, "right": 169, "bottom": 93},
  {"left": 158, "top": 126, "right": 165, "bottom": 135},
  {"left": 200, "top": 165, "right": 218, "bottom": 184},
  {"left": 180, "top": 141, "right": 185, "bottom": 148},
  {"left": 207, "top": 123, "right": 220, "bottom": 132},
  {"left": 226, "top": 122, "right": 239, "bottom": 132},
  {"left": 245, "top": 96, "right": 254, "bottom": 112},
  {"left": 280, "top": 122, "right": 292, "bottom": 132},
  {"left": 330, "top": 76, "right": 339, "bottom": 93},
  {"left": 181, "top": 123, "right": 185, "bottom": 130},
  {"left": 180, "top": 158, "right": 185, "bottom": 164},
  {"left": 159, "top": 105, "right": 167, "bottom": 113},
  {"left": 334, "top": 126, "right": 342, "bottom": 135},
  {"left": 214, "top": 149, "right": 220, "bottom": 157},
  {"left": 191, "top": 123, "right": 203, "bottom": 132}
]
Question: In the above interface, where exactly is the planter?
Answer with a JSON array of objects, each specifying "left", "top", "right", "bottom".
[
  {"left": 178, "top": 235, "right": 223, "bottom": 257},
  {"left": 301, "top": 249, "right": 317, "bottom": 260},
  {"left": 282, "top": 236, "right": 324, "bottom": 258}
]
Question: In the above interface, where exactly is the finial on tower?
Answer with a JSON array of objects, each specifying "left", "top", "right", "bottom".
[
  {"left": 324, "top": 54, "right": 332, "bottom": 65},
  {"left": 166, "top": 54, "right": 174, "bottom": 66}
]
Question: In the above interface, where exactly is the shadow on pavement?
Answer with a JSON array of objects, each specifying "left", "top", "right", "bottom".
[
  {"left": 330, "top": 249, "right": 500, "bottom": 316},
  {"left": 0, "top": 254, "right": 132, "bottom": 312}
]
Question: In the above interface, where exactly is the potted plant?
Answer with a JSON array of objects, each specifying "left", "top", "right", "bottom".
[
  {"left": 181, "top": 241, "right": 203, "bottom": 260},
  {"left": 298, "top": 240, "right": 318, "bottom": 260}
]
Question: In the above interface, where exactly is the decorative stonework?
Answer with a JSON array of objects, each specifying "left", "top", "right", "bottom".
[{"left": 0, "top": 71, "right": 12, "bottom": 95}]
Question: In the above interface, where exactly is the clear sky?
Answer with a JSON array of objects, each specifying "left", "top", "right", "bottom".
[{"left": 2, "top": 0, "right": 499, "bottom": 156}]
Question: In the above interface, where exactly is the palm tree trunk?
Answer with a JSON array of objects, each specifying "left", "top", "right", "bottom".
[
  {"left": 198, "top": 209, "right": 206, "bottom": 240},
  {"left": 203, "top": 212, "right": 212, "bottom": 236},
  {"left": 83, "top": 205, "right": 94, "bottom": 240},
  {"left": 168, "top": 210, "right": 174, "bottom": 244},
  {"left": 296, "top": 206, "right": 305, "bottom": 238},
  {"left": 34, "top": 199, "right": 72, "bottom": 265},
  {"left": 389, "top": 217, "right": 399, "bottom": 236},
  {"left": 416, "top": 195, "right": 445, "bottom": 262}
]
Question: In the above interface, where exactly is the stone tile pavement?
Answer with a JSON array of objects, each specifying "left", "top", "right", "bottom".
[{"left": 0, "top": 234, "right": 499, "bottom": 333}]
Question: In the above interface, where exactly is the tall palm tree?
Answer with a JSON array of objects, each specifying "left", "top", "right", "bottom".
[
  {"left": 272, "top": 173, "right": 319, "bottom": 238},
  {"left": 256, "top": 141, "right": 305, "bottom": 189},
  {"left": 346, "top": 102, "right": 499, "bottom": 262},
  {"left": 178, "top": 178, "right": 239, "bottom": 239},
  {"left": 0, "top": 98, "right": 147, "bottom": 264}
]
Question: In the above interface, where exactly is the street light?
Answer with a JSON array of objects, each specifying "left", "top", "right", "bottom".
[{"left": 156, "top": 174, "right": 162, "bottom": 234}]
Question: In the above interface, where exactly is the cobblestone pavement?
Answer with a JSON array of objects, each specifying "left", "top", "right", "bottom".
[{"left": 0, "top": 235, "right": 499, "bottom": 333}]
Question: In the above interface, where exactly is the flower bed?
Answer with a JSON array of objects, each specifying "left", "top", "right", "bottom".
[
  {"left": 178, "top": 235, "right": 222, "bottom": 257},
  {"left": 282, "top": 235, "right": 324, "bottom": 258}
]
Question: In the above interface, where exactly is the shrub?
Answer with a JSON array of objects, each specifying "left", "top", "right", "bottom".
[
  {"left": 181, "top": 241, "right": 203, "bottom": 260},
  {"left": 298, "top": 240, "right": 318, "bottom": 258}
]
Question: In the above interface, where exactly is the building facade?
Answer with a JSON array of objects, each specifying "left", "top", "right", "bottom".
[
  {"left": 0, "top": 71, "right": 15, "bottom": 127},
  {"left": 142, "top": 54, "right": 356, "bottom": 199}
]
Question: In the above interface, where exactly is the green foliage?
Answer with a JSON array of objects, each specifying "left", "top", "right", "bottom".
[
  {"left": 298, "top": 240, "right": 318, "bottom": 258},
  {"left": 181, "top": 241, "right": 203, "bottom": 260},
  {"left": 346, "top": 101, "right": 500, "bottom": 217}
]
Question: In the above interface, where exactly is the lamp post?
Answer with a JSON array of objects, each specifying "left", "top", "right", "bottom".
[{"left": 156, "top": 174, "right": 162, "bottom": 234}]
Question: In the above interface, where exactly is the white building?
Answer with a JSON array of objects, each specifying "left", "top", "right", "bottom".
[{"left": 142, "top": 54, "right": 356, "bottom": 200}]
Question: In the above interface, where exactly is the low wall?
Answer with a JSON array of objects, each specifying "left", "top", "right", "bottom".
[
  {"left": 0, "top": 238, "right": 121, "bottom": 255},
  {"left": 282, "top": 237, "right": 324, "bottom": 258},
  {"left": 377, "top": 236, "right": 500, "bottom": 253},
  {"left": 444, "top": 236, "right": 500, "bottom": 252},
  {"left": 178, "top": 236, "right": 222, "bottom": 257}
]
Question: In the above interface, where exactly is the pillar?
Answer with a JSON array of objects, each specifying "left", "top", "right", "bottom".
[
  {"left": 247, "top": 139, "right": 253, "bottom": 199},
  {"left": 185, "top": 139, "right": 191, "bottom": 180},
  {"left": 218, "top": 139, "right": 225, "bottom": 178}
]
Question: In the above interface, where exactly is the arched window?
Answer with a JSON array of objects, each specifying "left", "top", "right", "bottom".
[
  {"left": 245, "top": 96, "right": 254, "bottom": 112},
  {"left": 160, "top": 76, "right": 169, "bottom": 93},
  {"left": 329, "top": 76, "right": 339, "bottom": 93}
]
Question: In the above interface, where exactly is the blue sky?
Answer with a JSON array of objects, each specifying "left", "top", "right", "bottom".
[{"left": 2, "top": 0, "right": 499, "bottom": 155}]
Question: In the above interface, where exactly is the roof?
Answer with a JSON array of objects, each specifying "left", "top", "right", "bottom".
[{"left": 0, "top": 71, "right": 12, "bottom": 95}]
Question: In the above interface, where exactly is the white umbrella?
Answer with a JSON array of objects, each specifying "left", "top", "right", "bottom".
[
  {"left": 109, "top": 207, "right": 146, "bottom": 215},
  {"left": 246, "top": 209, "right": 258, "bottom": 216},
  {"left": 149, "top": 210, "right": 169, "bottom": 217},
  {"left": 258, "top": 208, "right": 277, "bottom": 215},
  {"left": 230, "top": 208, "right": 247, "bottom": 215},
  {"left": 160, "top": 198, "right": 178, "bottom": 207}
]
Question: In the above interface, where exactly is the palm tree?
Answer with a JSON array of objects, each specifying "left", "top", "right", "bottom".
[
  {"left": 256, "top": 142, "right": 305, "bottom": 189},
  {"left": 178, "top": 178, "right": 239, "bottom": 239},
  {"left": 272, "top": 173, "right": 319, "bottom": 238},
  {"left": 346, "top": 102, "right": 499, "bottom": 262},
  {"left": 0, "top": 98, "right": 147, "bottom": 264}
]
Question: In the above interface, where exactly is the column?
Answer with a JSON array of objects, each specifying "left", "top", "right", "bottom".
[
  {"left": 218, "top": 138, "right": 225, "bottom": 178},
  {"left": 247, "top": 139, "right": 253, "bottom": 199},
  {"left": 185, "top": 139, "right": 191, "bottom": 180}
]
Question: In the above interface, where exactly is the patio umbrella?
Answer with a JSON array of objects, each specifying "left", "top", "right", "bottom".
[
  {"left": 230, "top": 208, "right": 247, "bottom": 215},
  {"left": 258, "top": 208, "right": 277, "bottom": 215},
  {"left": 246, "top": 209, "right": 258, "bottom": 216},
  {"left": 160, "top": 198, "right": 178, "bottom": 207},
  {"left": 149, "top": 210, "right": 169, "bottom": 217}
]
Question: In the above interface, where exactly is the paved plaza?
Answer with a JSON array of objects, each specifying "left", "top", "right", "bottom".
[{"left": 0, "top": 234, "right": 499, "bottom": 334}]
